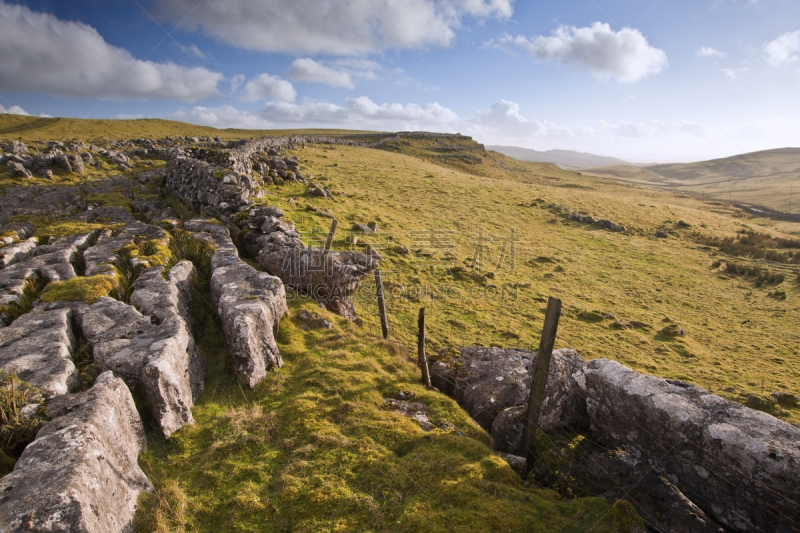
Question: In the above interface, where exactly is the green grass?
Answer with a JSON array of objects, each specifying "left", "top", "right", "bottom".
[
  {"left": 263, "top": 141, "right": 800, "bottom": 424},
  {"left": 136, "top": 298, "right": 623, "bottom": 533},
  {"left": 39, "top": 275, "right": 116, "bottom": 304}
]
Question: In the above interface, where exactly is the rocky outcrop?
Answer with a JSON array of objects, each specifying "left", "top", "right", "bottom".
[
  {"left": 195, "top": 231, "right": 287, "bottom": 388},
  {"left": 0, "top": 307, "right": 78, "bottom": 398},
  {"left": 0, "top": 237, "right": 37, "bottom": 269},
  {"left": 78, "top": 260, "right": 205, "bottom": 438},
  {"left": 83, "top": 222, "right": 168, "bottom": 278},
  {"left": 240, "top": 206, "right": 378, "bottom": 320},
  {"left": 0, "top": 260, "right": 39, "bottom": 307},
  {"left": 582, "top": 359, "right": 800, "bottom": 533},
  {"left": 430, "top": 347, "right": 587, "bottom": 446},
  {"left": 0, "top": 222, "right": 35, "bottom": 245},
  {"left": 0, "top": 371, "right": 152, "bottom": 532}
]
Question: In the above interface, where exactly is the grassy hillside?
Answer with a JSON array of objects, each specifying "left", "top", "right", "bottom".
[
  {"left": 0, "top": 113, "right": 375, "bottom": 142},
  {"left": 263, "top": 139, "right": 800, "bottom": 426},
  {"left": 584, "top": 148, "right": 800, "bottom": 215}
]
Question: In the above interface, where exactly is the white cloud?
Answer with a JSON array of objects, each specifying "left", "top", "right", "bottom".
[
  {"left": 170, "top": 96, "right": 461, "bottom": 131},
  {"left": 468, "top": 100, "right": 573, "bottom": 139},
  {"left": 697, "top": 46, "right": 726, "bottom": 58},
  {"left": 238, "top": 74, "right": 297, "bottom": 102},
  {"left": 505, "top": 22, "right": 667, "bottom": 82},
  {"left": 0, "top": 104, "right": 29, "bottom": 116},
  {"left": 0, "top": 2, "right": 223, "bottom": 101},
  {"left": 260, "top": 97, "right": 460, "bottom": 127},
  {"left": 722, "top": 67, "right": 748, "bottom": 79},
  {"left": 171, "top": 105, "right": 272, "bottom": 129},
  {"left": 288, "top": 59, "right": 355, "bottom": 89},
  {"left": 176, "top": 43, "right": 207, "bottom": 60},
  {"left": 596, "top": 119, "right": 709, "bottom": 138},
  {"left": 764, "top": 30, "right": 800, "bottom": 67},
  {"left": 287, "top": 58, "right": 384, "bottom": 89},
  {"left": 153, "top": 0, "right": 514, "bottom": 55}
]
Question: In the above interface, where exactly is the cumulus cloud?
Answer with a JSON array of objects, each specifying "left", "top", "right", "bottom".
[
  {"left": 287, "top": 58, "right": 383, "bottom": 89},
  {"left": 153, "top": 0, "right": 514, "bottom": 55},
  {"left": 170, "top": 96, "right": 461, "bottom": 131},
  {"left": 503, "top": 22, "right": 667, "bottom": 82},
  {"left": 171, "top": 105, "right": 272, "bottom": 129},
  {"left": 697, "top": 46, "right": 725, "bottom": 58},
  {"left": 0, "top": 2, "right": 223, "bottom": 101},
  {"left": 0, "top": 104, "right": 29, "bottom": 116},
  {"left": 238, "top": 74, "right": 297, "bottom": 102},
  {"left": 468, "top": 100, "right": 573, "bottom": 139},
  {"left": 288, "top": 59, "right": 356, "bottom": 89},
  {"left": 260, "top": 97, "right": 460, "bottom": 127},
  {"left": 764, "top": 30, "right": 800, "bottom": 67}
]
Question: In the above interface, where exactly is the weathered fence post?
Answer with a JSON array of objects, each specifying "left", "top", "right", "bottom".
[
  {"left": 523, "top": 296, "right": 562, "bottom": 469},
  {"left": 324, "top": 218, "right": 338, "bottom": 251},
  {"left": 375, "top": 270, "right": 389, "bottom": 339},
  {"left": 417, "top": 308, "right": 431, "bottom": 387}
]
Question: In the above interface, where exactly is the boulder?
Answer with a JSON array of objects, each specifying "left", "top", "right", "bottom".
[
  {"left": 0, "top": 308, "right": 78, "bottom": 399},
  {"left": 199, "top": 232, "right": 287, "bottom": 388},
  {"left": 0, "top": 372, "right": 152, "bottom": 532},
  {"left": 1, "top": 141, "right": 28, "bottom": 154},
  {"left": 52, "top": 153, "right": 73, "bottom": 173},
  {"left": 6, "top": 161, "right": 31, "bottom": 179},
  {"left": 69, "top": 154, "right": 85, "bottom": 175},
  {"left": 582, "top": 359, "right": 800, "bottom": 533},
  {"left": 432, "top": 347, "right": 588, "bottom": 447}
]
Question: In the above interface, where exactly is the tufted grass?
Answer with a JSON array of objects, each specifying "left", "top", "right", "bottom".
[
  {"left": 39, "top": 275, "right": 116, "bottom": 304},
  {"left": 136, "top": 298, "right": 624, "bottom": 533}
]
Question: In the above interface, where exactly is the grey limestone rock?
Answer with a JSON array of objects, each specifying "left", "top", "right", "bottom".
[
  {"left": 582, "top": 359, "right": 800, "bottom": 533},
  {"left": 0, "top": 238, "right": 37, "bottom": 269},
  {"left": 432, "top": 346, "right": 587, "bottom": 441},
  {"left": 6, "top": 161, "right": 31, "bottom": 179},
  {"left": 0, "top": 371, "right": 152, "bottom": 533},
  {"left": 0, "top": 308, "right": 78, "bottom": 399},
  {"left": 199, "top": 232, "right": 287, "bottom": 388},
  {"left": 80, "top": 263, "right": 205, "bottom": 439}
]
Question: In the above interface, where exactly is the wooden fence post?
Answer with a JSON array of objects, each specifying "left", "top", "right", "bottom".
[
  {"left": 523, "top": 296, "right": 562, "bottom": 470},
  {"left": 417, "top": 308, "right": 431, "bottom": 387},
  {"left": 375, "top": 270, "right": 389, "bottom": 339},
  {"left": 324, "top": 219, "right": 338, "bottom": 251}
]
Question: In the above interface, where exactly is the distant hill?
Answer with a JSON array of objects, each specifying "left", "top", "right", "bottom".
[
  {"left": 487, "top": 145, "right": 630, "bottom": 170},
  {"left": 583, "top": 147, "right": 800, "bottom": 215}
]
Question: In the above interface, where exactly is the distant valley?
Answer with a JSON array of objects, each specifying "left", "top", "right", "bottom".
[
  {"left": 580, "top": 147, "right": 800, "bottom": 216},
  {"left": 487, "top": 145, "right": 633, "bottom": 170}
]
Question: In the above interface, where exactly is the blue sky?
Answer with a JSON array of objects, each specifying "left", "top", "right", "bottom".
[{"left": 1, "top": 0, "right": 799, "bottom": 162}]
